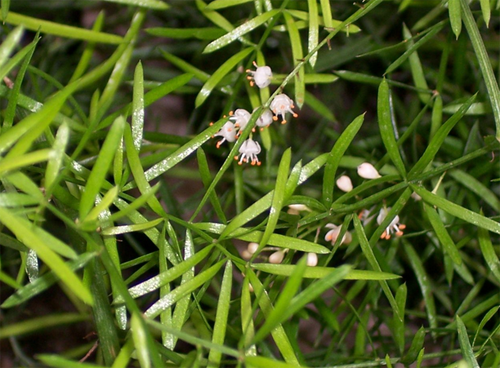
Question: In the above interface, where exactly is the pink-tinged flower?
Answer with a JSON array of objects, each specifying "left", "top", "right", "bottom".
[
  {"left": 254, "top": 108, "right": 274, "bottom": 131},
  {"left": 377, "top": 207, "right": 406, "bottom": 240},
  {"left": 324, "top": 223, "right": 352, "bottom": 245},
  {"left": 234, "top": 139, "right": 262, "bottom": 166},
  {"left": 270, "top": 93, "right": 298, "bottom": 124},
  {"left": 336, "top": 175, "right": 353, "bottom": 192},
  {"left": 306, "top": 252, "right": 318, "bottom": 267},
  {"left": 246, "top": 61, "right": 273, "bottom": 88},
  {"left": 214, "top": 121, "right": 236, "bottom": 148},
  {"left": 357, "top": 163, "right": 381, "bottom": 179}
]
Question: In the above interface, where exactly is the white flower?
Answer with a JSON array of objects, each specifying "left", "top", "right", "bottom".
[
  {"left": 269, "top": 250, "right": 285, "bottom": 264},
  {"left": 336, "top": 175, "right": 353, "bottom": 192},
  {"left": 246, "top": 61, "right": 273, "bottom": 88},
  {"left": 377, "top": 207, "right": 406, "bottom": 240},
  {"left": 214, "top": 121, "right": 236, "bottom": 148},
  {"left": 234, "top": 138, "right": 261, "bottom": 166},
  {"left": 287, "top": 204, "right": 311, "bottom": 215},
  {"left": 254, "top": 108, "right": 274, "bottom": 131},
  {"left": 306, "top": 252, "right": 318, "bottom": 267},
  {"left": 357, "top": 162, "right": 381, "bottom": 179},
  {"left": 324, "top": 223, "right": 352, "bottom": 245},
  {"left": 229, "top": 109, "right": 251, "bottom": 132},
  {"left": 270, "top": 93, "right": 298, "bottom": 124}
]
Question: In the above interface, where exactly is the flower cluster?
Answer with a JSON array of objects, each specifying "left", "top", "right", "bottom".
[
  {"left": 241, "top": 242, "right": 318, "bottom": 267},
  {"left": 212, "top": 63, "right": 298, "bottom": 165}
]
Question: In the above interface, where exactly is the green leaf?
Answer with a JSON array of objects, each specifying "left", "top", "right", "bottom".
[
  {"left": 402, "top": 24, "right": 430, "bottom": 104},
  {"left": 79, "top": 116, "right": 125, "bottom": 220},
  {"left": 377, "top": 79, "right": 406, "bottom": 177},
  {"left": 257, "top": 148, "right": 291, "bottom": 253},
  {"left": 456, "top": 315, "right": 480, "bottom": 368},
  {"left": 1, "top": 0, "right": 9, "bottom": 21},
  {"left": 253, "top": 257, "right": 308, "bottom": 343},
  {"left": 307, "top": 0, "right": 319, "bottom": 67},
  {"left": 251, "top": 263, "right": 400, "bottom": 280},
  {"left": 0, "top": 208, "right": 92, "bottom": 305},
  {"left": 146, "top": 27, "right": 225, "bottom": 40},
  {"left": 101, "top": 218, "right": 163, "bottom": 236},
  {"left": 131, "top": 314, "right": 151, "bottom": 368},
  {"left": 449, "top": 0, "right": 462, "bottom": 39},
  {"left": 401, "top": 326, "right": 425, "bottom": 365},
  {"left": 353, "top": 215, "right": 402, "bottom": 322},
  {"left": 323, "top": 113, "right": 364, "bottom": 205},
  {"left": 461, "top": 0, "right": 500, "bottom": 140},
  {"left": 102, "top": 0, "right": 169, "bottom": 9},
  {"left": 206, "top": 0, "right": 253, "bottom": 9},
  {"left": 0, "top": 25, "right": 23, "bottom": 69},
  {"left": 246, "top": 269, "right": 300, "bottom": 365},
  {"left": 320, "top": 0, "right": 333, "bottom": 28},
  {"left": 0, "top": 313, "right": 87, "bottom": 339},
  {"left": 394, "top": 283, "right": 407, "bottom": 354},
  {"left": 448, "top": 169, "right": 500, "bottom": 212},
  {"left": 2, "top": 11, "right": 123, "bottom": 44},
  {"left": 412, "top": 185, "right": 500, "bottom": 235},
  {"left": 403, "top": 240, "right": 438, "bottom": 331},
  {"left": 478, "top": 225, "right": 500, "bottom": 284},
  {"left": 283, "top": 11, "right": 305, "bottom": 108},
  {"left": 144, "top": 260, "right": 225, "bottom": 318},
  {"left": 479, "top": 0, "right": 491, "bottom": 27},
  {"left": 195, "top": 48, "right": 253, "bottom": 107},
  {"left": 208, "top": 261, "right": 232, "bottom": 367},
  {"left": 408, "top": 94, "right": 476, "bottom": 178},
  {"left": 132, "top": 61, "right": 145, "bottom": 152},
  {"left": 45, "top": 123, "right": 69, "bottom": 191},
  {"left": 203, "top": 10, "right": 278, "bottom": 53},
  {"left": 423, "top": 203, "right": 462, "bottom": 265}
]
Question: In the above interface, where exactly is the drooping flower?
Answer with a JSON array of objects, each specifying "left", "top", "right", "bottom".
[
  {"left": 214, "top": 121, "right": 236, "bottom": 148},
  {"left": 254, "top": 108, "right": 274, "bottom": 131},
  {"left": 234, "top": 138, "right": 262, "bottom": 166},
  {"left": 306, "top": 252, "right": 318, "bottom": 267},
  {"left": 246, "top": 61, "right": 273, "bottom": 88},
  {"left": 270, "top": 93, "right": 298, "bottom": 124},
  {"left": 357, "top": 162, "right": 381, "bottom": 179},
  {"left": 377, "top": 207, "right": 406, "bottom": 240},
  {"left": 324, "top": 223, "right": 352, "bottom": 245},
  {"left": 229, "top": 109, "right": 252, "bottom": 132},
  {"left": 336, "top": 175, "right": 353, "bottom": 192}
]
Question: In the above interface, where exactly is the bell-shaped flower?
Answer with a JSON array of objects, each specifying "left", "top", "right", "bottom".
[
  {"left": 270, "top": 93, "right": 298, "bottom": 124},
  {"left": 357, "top": 162, "right": 381, "bottom": 179},
  {"left": 229, "top": 109, "right": 252, "bottom": 132},
  {"left": 254, "top": 108, "right": 274, "bottom": 131},
  {"left": 246, "top": 61, "right": 273, "bottom": 88},
  {"left": 214, "top": 121, "right": 236, "bottom": 148},
  {"left": 234, "top": 138, "right": 261, "bottom": 166},
  {"left": 377, "top": 207, "right": 406, "bottom": 240},
  {"left": 324, "top": 223, "right": 352, "bottom": 245},
  {"left": 336, "top": 175, "right": 353, "bottom": 192}
]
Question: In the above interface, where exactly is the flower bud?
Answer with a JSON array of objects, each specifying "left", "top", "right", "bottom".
[
  {"left": 269, "top": 250, "right": 285, "bottom": 264},
  {"left": 306, "top": 252, "right": 318, "bottom": 267},
  {"left": 336, "top": 175, "right": 353, "bottom": 192},
  {"left": 287, "top": 204, "right": 311, "bottom": 215},
  {"left": 357, "top": 163, "right": 381, "bottom": 179},
  {"left": 247, "top": 242, "right": 259, "bottom": 254}
]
